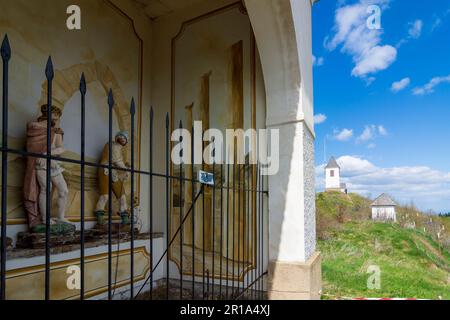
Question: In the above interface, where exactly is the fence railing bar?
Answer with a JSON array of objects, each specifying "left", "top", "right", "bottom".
[
  {"left": 211, "top": 141, "right": 216, "bottom": 299},
  {"left": 246, "top": 162, "right": 250, "bottom": 298},
  {"left": 231, "top": 159, "right": 236, "bottom": 298},
  {"left": 241, "top": 162, "right": 246, "bottom": 298},
  {"left": 0, "top": 34, "right": 11, "bottom": 301},
  {"left": 130, "top": 98, "right": 136, "bottom": 299},
  {"left": 225, "top": 160, "right": 230, "bottom": 299},
  {"left": 178, "top": 120, "right": 183, "bottom": 300},
  {"left": 1, "top": 147, "right": 268, "bottom": 193},
  {"left": 44, "top": 56, "right": 54, "bottom": 301},
  {"left": 258, "top": 164, "right": 263, "bottom": 299},
  {"left": 190, "top": 125, "right": 195, "bottom": 299},
  {"left": 79, "top": 73, "right": 86, "bottom": 300},
  {"left": 149, "top": 107, "right": 154, "bottom": 300},
  {"left": 107, "top": 89, "right": 114, "bottom": 300},
  {"left": 0, "top": 35, "right": 10, "bottom": 300},
  {"left": 165, "top": 113, "right": 170, "bottom": 300},
  {"left": 202, "top": 130, "right": 206, "bottom": 299},
  {"left": 261, "top": 166, "right": 265, "bottom": 298},
  {"left": 253, "top": 162, "right": 259, "bottom": 300},
  {"left": 219, "top": 163, "right": 223, "bottom": 298},
  {"left": 237, "top": 163, "right": 241, "bottom": 298}
]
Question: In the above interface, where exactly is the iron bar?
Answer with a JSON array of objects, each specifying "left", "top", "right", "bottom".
[
  {"left": 165, "top": 113, "right": 170, "bottom": 299},
  {"left": 149, "top": 107, "right": 154, "bottom": 300},
  {"left": 44, "top": 56, "right": 54, "bottom": 301},
  {"left": 130, "top": 98, "right": 136, "bottom": 298},
  {"left": 253, "top": 162, "right": 259, "bottom": 300},
  {"left": 219, "top": 163, "right": 223, "bottom": 298},
  {"left": 258, "top": 164, "right": 262, "bottom": 299},
  {"left": 225, "top": 160, "right": 230, "bottom": 298},
  {"left": 261, "top": 167, "right": 265, "bottom": 298},
  {"left": 237, "top": 163, "right": 241, "bottom": 297},
  {"left": 178, "top": 120, "right": 183, "bottom": 300},
  {"left": 231, "top": 162, "right": 236, "bottom": 297},
  {"left": 246, "top": 161, "right": 250, "bottom": 298},
  {"left": 191, "top": 125, "right": 195, "bottom": 300},
  {"left": 211, "top": 141, "right": 216, "bottom": 299},
  {"left": 107, "top": 89, "right": 114, "bottom": 300},
  {"left": 79, "top": 73, "right": 86, "bottom": 300},
  {"left": 201, "top": 131, "right": 205, "bottom": 299},
  {"left": 241, "top": 162, "right": 246, "bottom": 298},
  {"left": 0, "top": 34, "right": 10, "bottom": 301}
]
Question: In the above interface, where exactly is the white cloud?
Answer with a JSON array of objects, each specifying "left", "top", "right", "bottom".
[
  {"left": 324, "top": 0, "right": 397, "bottom": 79},
  {"left": 356, "top": 125, "right": 388, "bottom": 143},
  {"left": 333, "top": 128, "right": 354, "bottom": 141},
  {"left": 352, "top": 45, "right": 397, "bottom": 77},
  {"left": 313, "top": 55, "right": 324, "bottom": 67},
  {"left": 412, "top": 74, "right": 450, "bottom": 95},
  {"left": 365, "top": 76, "right": 376, "bottom": 86},
  {"left": 378, "top": 125, "right": 388, "bottom": 136},
  {"left": 391, "top": 77, "right": 410, "bottom": 92},
  {"left": 431, "top": 17, "right": 442, "bottom": 31},
  {"left": 314, "top": 114, "right": 327, "bottom": 125},
  {"left": 431, "top": 10, "right": 450, "bottom": 32},
  {"left": 397, "top": 20, "right": 424, "bottom": 48},
  {"left": 408, "top": 20, "right": 423, "bottom": 39},
  {"left": 357, "top": 126, "right": 375, "bottom": 143},
  {"left": 316, "top": 155, "right": 450, "bottom": 212}
]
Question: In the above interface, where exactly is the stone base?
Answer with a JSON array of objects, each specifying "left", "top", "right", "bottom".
[
  {"left": 16, "top": 225, "right": 138, "bottom": 250},
  {"left": 267, "top": 251, "right": 321, "bottom": 300},
  {"left": 17, "top": 230, "right": 95, "bottom": 249},
  {"left": 92, "top": 223, "right": 133, "bottom": 234}
]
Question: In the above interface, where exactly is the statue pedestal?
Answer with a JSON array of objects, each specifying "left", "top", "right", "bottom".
[
  {"left": 16, "top": 225, "right": 139, "bottom": 250},
  {"left": 92, "top": 223, "right": 133, "bottom": 235},
  {"left": 16, "top": 230, "right": 94, "bottom": 249}
]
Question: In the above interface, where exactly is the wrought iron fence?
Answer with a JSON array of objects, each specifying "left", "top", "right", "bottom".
[{"left": 0, "top": 34, "right": 267, "bottom": 300}]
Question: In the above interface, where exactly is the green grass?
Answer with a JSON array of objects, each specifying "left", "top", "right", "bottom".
[{"left": 319, "top": 221, "right": 450, "bottom": 300}]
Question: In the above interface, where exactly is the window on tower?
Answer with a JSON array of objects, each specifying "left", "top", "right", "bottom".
[{"left": 330, "top": 170, "right": 334, "bottom": 177}]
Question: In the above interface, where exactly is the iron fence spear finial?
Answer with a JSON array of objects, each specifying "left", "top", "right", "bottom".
[
  {"left": 130, "top": 97, "right": 136, "bottom": 115},
  {"left": 80, "top": 73, "right": 86, "bottom": 95},
  {"left": 1, "top": 35, "right": 11, "bottom": 62},
  {"left": 45, "top": 56, "right": 54, "bottom": 80},
  {"left": 108, "top": 89, "right": 114, "bottom": 108}
]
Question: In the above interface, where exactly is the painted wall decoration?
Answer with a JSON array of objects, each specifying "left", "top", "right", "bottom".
[
  {"left": 169, "top": 2, "right": 266, "bottom": 280},
  {"left": 0, "top": 0, "right": 142, "bottom": 224}
]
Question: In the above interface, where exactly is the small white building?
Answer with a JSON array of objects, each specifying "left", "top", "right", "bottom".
[
  {"left": 325, "top": 157, "right": 347, "bottom": 193},
  {"left": 371, "top": 193, "right": 397, "bottom": 222}
]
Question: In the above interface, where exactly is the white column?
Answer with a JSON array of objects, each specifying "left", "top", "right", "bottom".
[{"left": 246, "top": 0, "right": 321, "bottom": 299}]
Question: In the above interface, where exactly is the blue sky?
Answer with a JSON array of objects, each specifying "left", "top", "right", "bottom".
[{"left": 312, "top": 0, "right": 450, "bottom": 212}]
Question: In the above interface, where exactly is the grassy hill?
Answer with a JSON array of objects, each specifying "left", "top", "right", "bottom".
[{"left": 316, "top": 191, "right": 450, "bottom": 300}]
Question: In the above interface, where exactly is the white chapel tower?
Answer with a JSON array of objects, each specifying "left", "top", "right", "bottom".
[{"left": 325, "top": 157, "right": 347, "bottom": 193}]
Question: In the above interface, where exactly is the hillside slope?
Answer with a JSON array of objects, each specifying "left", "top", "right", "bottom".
[{"left": 316, "top": 192, "right": 450, "bottom": 300}]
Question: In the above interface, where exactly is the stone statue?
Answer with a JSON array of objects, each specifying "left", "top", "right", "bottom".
[
  {"left": 94, "top": 131, "right": 130, "bottom": 225},
  {"left": 23, "top": 105, "right": 74, "bottom": 233}
]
